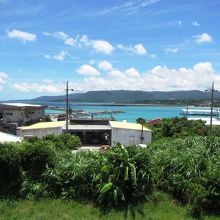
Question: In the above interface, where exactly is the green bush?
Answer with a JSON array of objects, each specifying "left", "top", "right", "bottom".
[
  {"left": 0, "top": 143, "right": 21, "bottom": 197},
  {"left": 148, "top": 136, "right": 220, "bottom": 215},
  {"left": 43, "top": 144, "right": 153, "bottom": 209},
  {"left": 43, "top": 133, "right": 81, "bottom": 150},
  {"left": 150, "top": 117, "right": 208, "bottom": 140},
  {"left": 21, "top": 140, "right": 55, "bottom": 181}
]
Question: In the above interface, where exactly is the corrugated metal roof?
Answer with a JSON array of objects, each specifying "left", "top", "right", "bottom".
[
  {"left": 20, "top": 121, "right": 65, "bottom": 130},
  {"left": 67, "top": 125, "right": 111, "bottom": 131},
  {"left": 0, "top": 132, "right": 22, "bottom": 143},
  {"left": 109, "top": 121, "right": 151, "bottom": 131}
]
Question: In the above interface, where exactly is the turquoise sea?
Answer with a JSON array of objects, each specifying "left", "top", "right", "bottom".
[{"left": 37, "top": 101, "right": 183, "bottom": 123}]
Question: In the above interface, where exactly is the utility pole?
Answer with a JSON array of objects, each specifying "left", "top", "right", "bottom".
[
  {"left": 206, "top": 81, "right": 217, "bottom": 136},
  {"left": 65, "top": 81, "right": 74, "bottom": 133}
]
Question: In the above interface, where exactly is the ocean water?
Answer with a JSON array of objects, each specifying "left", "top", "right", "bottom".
[{"left": 40, "top": 101, "right": 183, "bottom": 123}]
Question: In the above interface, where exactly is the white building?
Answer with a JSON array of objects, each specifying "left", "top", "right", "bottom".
[
  {"left": 17, "top": 120, "right": 152, "bottom": 146},
  {"left": 17, "top": 121, "right": 65, "bottom": 138},
  {"left": 109, "top": 121, "right": 151, "bottom": 146}
]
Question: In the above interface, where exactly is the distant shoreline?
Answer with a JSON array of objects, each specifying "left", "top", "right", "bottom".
[{"left": 71, "top": 103, "right": 183, "bottom": 107}]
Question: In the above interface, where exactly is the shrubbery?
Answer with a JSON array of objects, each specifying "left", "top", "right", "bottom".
[
  {"left": 43, "top": 133, "right": 81, "bottom": 150},
  {"left": 0, "top": 143, "right": 22, "bottom": 197},
  {"left": 1, "top": 131, "right": 220, "bottom": 218},
  {"left": 20, "top": 140, "right": 55, "bottom": 181},
  {"left": 148, "top": 136, "right": 220, "bottom": 216},
  {"left": 150, "top": 117, "right": 208, "bottom": 140}
]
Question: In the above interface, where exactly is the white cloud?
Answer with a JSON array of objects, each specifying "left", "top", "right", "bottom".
[
  {"left": 108, "top": 70, "right": 125, "bottom": 78},
  {"left": 77, "top": 64, "right": 100, "bottom": 76},
  {"left": 166, "top": 48, "right": 179, "bottom": 54},
  {"left": 125, "top": 68, "right": 140, "bottom": 77},
  {"left": 7, "top": 29, "right": 36, "bottom": 42},
  {"left": 43, "top": 31, "right": 76, "bottom": 46},
  {"left": 11, "top": 62, "right": 220, "bottom": 93},
  {"left": 80, "top": 35, "right": 90, "bottom": 46},
  {"left": 11, "top": 81, "right": 65, "bottom": 93},
  {"left": 44, "top": 51, "right": 67, "bottom": 61},
  {"left": 133, "top": 44, "right": 147, "bottom": 55},
  {"left": 0, "top": 72, "right": 8, "bottom": 84},
  {"left": 98, "top": 61, "right": 113, "bottom": 71},
  {"left": 116, "top": 43, "right": 147, "bottom": 56},
  {"left": 191, "top": 21, "right": 200, "bottom": 27},
  {"left": 91, "top": 40, "right": 114, "bottom": 54},
  {"left": 194, "top": 33, "right": 213, "bottom": 44}
]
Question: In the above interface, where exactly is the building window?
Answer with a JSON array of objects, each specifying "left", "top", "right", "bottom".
[{"left": 5, "top": 112, "right": 13, "bottom": 116}]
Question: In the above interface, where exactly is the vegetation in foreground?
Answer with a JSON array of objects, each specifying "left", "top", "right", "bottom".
[{"left": 1, "top": 127, "right": 220, "bottom": 219}]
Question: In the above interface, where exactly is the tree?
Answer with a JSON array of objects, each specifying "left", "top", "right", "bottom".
[{"left": 136, "top": 118, "right": 146, "bottom": 144}]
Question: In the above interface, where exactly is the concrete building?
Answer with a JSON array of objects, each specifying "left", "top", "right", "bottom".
[
  {"left": 17, "top": 120, "right": 152, "bottom": 146},
  {"left": 0, "top": 103, "right": 46, "bottom": 124},
  {"left": 109, "top": 121, "right": 151, "bottom": 146}
]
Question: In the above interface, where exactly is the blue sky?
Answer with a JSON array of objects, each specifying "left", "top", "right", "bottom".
[{"left": 0, "top": 0, "right": 220, "bottom": 100}]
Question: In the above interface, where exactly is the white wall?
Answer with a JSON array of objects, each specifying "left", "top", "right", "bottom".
[
  {"left": 111, "top": 128, "right": 152, "bottom": 146},
  {"left": 18, "top": 127, "right": 62, "bottom": 138}
]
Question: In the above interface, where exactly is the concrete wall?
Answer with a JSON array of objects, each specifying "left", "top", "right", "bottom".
[
  {"left": 0, "top": 109, "right": 44, "bottom": 124},
  {"left": 18, "top": 127, "right": 62, "bottom": 138},
  {"left": 111, "top": 128, "right": 152, "bottom": 146}
]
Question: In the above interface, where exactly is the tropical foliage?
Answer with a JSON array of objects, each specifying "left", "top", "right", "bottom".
[
  {"left": 149, "top": 117, "right": 209, "bottom": 140},
  {"left": 1, "top": 131, "right": 220, "bottom": 218}
]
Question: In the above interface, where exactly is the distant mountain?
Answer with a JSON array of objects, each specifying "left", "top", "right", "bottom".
[{"left": 30, "top": 90, "right": 220, "bottom": 103}]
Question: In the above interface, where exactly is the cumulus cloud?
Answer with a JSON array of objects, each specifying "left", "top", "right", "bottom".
[
  {"left": 98, "top": 61, "right": 113, "bottom": 71},
  {"left": 108, "top": 70, "right": 125, "bottom": 78},
  {"left": 11, "top": 81, "right": 65, "bottom": 93},
  {"left": 191, "top": 21, "right": 200, "bottom": 27},
  {"left": 7, "top": 29, "right": 36, "bottom": 42},
  {"left": 11, "top": 62, "right": 220, "bottom": 93},
  {"left": 166, "top": 47, "right": 179, "bottom": 54},
  {"left": 91, "top": 40, "right": 114, "bottom": 54},
  {"left": 77, "top": 64, "right": 100, "bottom": 76},
  {"left": 194, "top": 33, "right": 213, "bottom": 44},
  {"left": 44, "top": 51, "right": 67, "bottom": 61},
  {"left": 133, "top": 44, "right": 147, "bottom": 55},
  {"left": 117, "top": 43, "right": 147, "bottom": 55},
  {"left": 125, "top": 68, "right": 140, "bottom": 77},
  {"left": 73, "top": 62, "right": 220, "bottom": 91}
]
